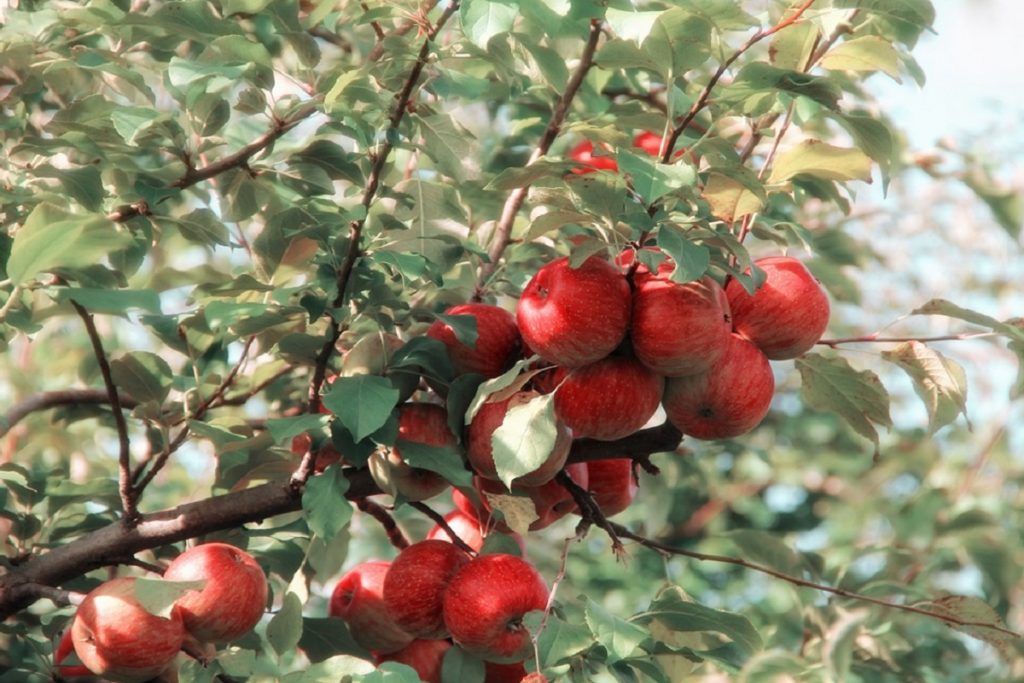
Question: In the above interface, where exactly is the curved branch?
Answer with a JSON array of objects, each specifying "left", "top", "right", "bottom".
[
  {"left": 474, "top": 19, "right": 604, "bottom": 294},
  {"left": 0, "top": 389, "right": 139, "bottom": 439}
]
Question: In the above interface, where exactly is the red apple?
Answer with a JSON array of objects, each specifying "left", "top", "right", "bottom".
[
  {"left": 329, "top": 561, "right": 415, "bottom": 654},
  {"left": 467, "top": 390, "right": 572, "bottom": 486},
  {"left": 71, "top": 577, "right": 185, "bottom": 683},
  {"left": 568, "top": 139, "right": 618, "bottom": 174},
  {"left": 442, "top": 554, "right": 549, "bottom": 663},
  {"left": 370, "top": 403, "right": 456, "bottom": 502},
  {"left": 662, "top": 333, "right": 774, "bottom": 440},
  {"left": 553, "top": 356, "right": 664, "bottom": 440},
  {"left": 163, "top": 542, "right": 267, "bottom": 644},
  {"left": 375, "top": 638, "right": 451, "bottom": 683},
  {"left": 477, "top": 462, "right": 589, "bottom": 531},
  {"left": 383, "top": 540, "right": 470, "bottom": 639},
  {"left": 725, "top": 256, "right": 831, "bottom": 360},
  {"left": 585, "top": 458, "right": 638, "bottom": 517},
  {"left": 631, "top": 275, "right": 732, "bottom": 377},
  {"left": 516, "top": 256, "right": 631, "bottom": 368},
  {"left": 427, "top": 303, "right": 522, "bottom": 378},
  {"left": 521, "top": 674, "right": 550, "bottom": 683},
  {"left": 54, "top": 625, "right": 93, "bottom": 678},
  {"left": 484, "top": 661, "right": 528, "bottom": 683},
  {"left": 427, "top": 509, "right": 527, "bottom": 555},
  {"left": 290, "top": 432, "right": 343, "bottom": 472}
]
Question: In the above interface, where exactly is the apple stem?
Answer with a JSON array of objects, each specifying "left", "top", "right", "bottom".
[
  {"left": 355, "top": 498, "right": 410, "bottom": 550},
  {"left": 610, "top": 522, "right": 1022, "bottom": 639}
]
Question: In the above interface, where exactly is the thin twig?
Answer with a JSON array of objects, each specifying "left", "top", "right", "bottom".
[
  {"left": 355, "top": 498, "right": 410, "bottom": 550},
  {"left": 308, "top": 2, "right": 460, "bottom": 416},
  {"left": 474, "top": 19, "right": 604, "bottom": 295},
  {"left": 556, "top": 470, "right": 625, "bottom": 559},
  {"left": 366, "top": 0, "right": 441, "bottom": 62},
  {"left": 69, "top": 300, "right": 137, "bottom": 526},
  {"left": 409, "top": 501, "right": 477, "bottom": 555},
  {"left": 610, "top": 523, "right": 1022, "bottom": 639},
  {"left": 663, "top": 0, "right": 818, "bottom": 163},
  {"left": 817, "top": 332, "right": 996, "bottom": 348},
  {"left": 0, "top": 389, "right": 139, "bottom": 439},
  {"left": 0, "top": 284, "right": 23, "bottom": 324},
  {"left": 532, "top": 535, "right": 576, "bottom": 668}
]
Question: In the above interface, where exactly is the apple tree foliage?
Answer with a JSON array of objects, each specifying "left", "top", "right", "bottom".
[{"left": 1, "top": 0, "right": 1023, "bottom": 681}]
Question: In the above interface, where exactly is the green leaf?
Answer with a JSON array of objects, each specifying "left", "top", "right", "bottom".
[
  {"left": 392, "top": 440, "right": 471, "bottom": 488},
  {"left": 643, "top": 8, "right": 712, "bottom": 79},
  {"left": 134, "top": 577, "right": 206, "bottom": 619},
  {"left": 617, "top": 151, "right": 696, "bottom": 205},
  {"left": 35, "top": 165, "right": 104, "bottom": 211},
  {"left": 586, "top": 598, "right": 649, "bottom": 663},
  {"left": 302, "top": 464, "right": 353, "bottom": 540},
  {"left": 701, "top": 172, "right": 765, "bottom": 222},
  {"left": 266, "top": 414, "right": 331, "bottom": 444},
  {"left": 435, "top": 313, "right": 479, "bottom": 348},
  {"left": 537, "top": 617, "right": 595, "bottom": 667},
  {"left": 464, "top": 356, "right": 535, "bottom": 422},
  {"left": 322, "top": 376, "right": 400, "bottom": 442},
  {"left": 109, "top": 351, "right": 174, "bottom": 404},
  {"left": 461, "top": 0, "right": 519, "bottom": 49},
  {"left": 7, "top": 204, "right": 134, "bottom": 285},
  {"left": 962, "top": 166, "right": 1023, "bottom": 239},
  {"left": 769, "top": 21, "right": 819, "bottom": 70},
  {"left": 267, "top": 591, "right": 304, "bottom": 657},
  {"left": 566, "top": 172, "right": 627, "bottom": 225},
  {"left": 605, "top": 8, "right": 662, "bottom": 43},
  {"left": 820, "top": 36, "right": 901, "bottom": 81},
  {"left": 657, "top": 226, "right": 709, "bottom": 283},
  {"left": 911, "top": 298, "right": 1024, "bottom": 342},
  {"left": 823, "top": 611, "right": 868, "bottom": 682},
  {"left": 298, "top": 617, "right": 369, "bottom": 663},
  {"left": 796, "top": 353, "right": 892, "bottom": 456},
  {"left": 485, "top": 159, "right": 575, "bottom": 191},
  {"left": 633, "top": 589, "right": 763, "bottom": 658},
  {"left": 418, "top": 114, "right": 475, "bottom": 182},
  {"left": 724, "top": 529, "right": 809, "bottom": 578},
  {"left": 725, "top": 63, "right": 842, "bottom": 110},
  {"left": 50, "top": 287, "right": 162, "bottom": 315},
  {"left": 768, "top": 141, "right": 873, "bottom": 184},
  {"left": 881, "top": 341, "right": 970, "bottom": 433},
  {"left": 440, "top": 647, "right": 486, "bottom": 683},
  {"left": 491, "top": 393, "right": 559, "bottom": 488}
]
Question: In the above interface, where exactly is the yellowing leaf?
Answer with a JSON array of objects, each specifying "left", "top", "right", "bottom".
[
  {"left": 821, "top": 36, "right": 901, "bottom": 81},
  {"left": 702, "top": 173, "right": 765, "bottom": 222},
  {"left": 491, "top": 393, "right": 559, "bottom": 488},
  {"left": 881, "top": 341, "right": 970, "bottom": 433},
  {"left": 483, "top": 492, "right": 538, "bottom": 535},
  {"left": 769, "top": 140, "right": 873, "bottom": 184}
]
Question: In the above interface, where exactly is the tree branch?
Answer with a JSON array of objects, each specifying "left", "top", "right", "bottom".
[
  {"left": 0, "top": 389, "right": 139, "bottom": 439},
  {"left": 610, "top": 522, "right": 1022, "bottom": 639},
  {"left": 355, "top": 498, "right": 410, "bottom": 550},
  {"left": 308, "top": 2, "right": 460, "bottom": 416},
  {"left": 474, "top": 19, "right": 604, "bottom": 295},
  {"left": 69, "top": 300, "right": 137, "bottom": 526},
  {"left": 817, "top": 332, "right": 995, "bottom": 348}
]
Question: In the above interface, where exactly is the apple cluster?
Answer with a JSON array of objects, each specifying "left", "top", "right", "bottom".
[
  {"left": 56, "top": 542, "right": 267, "bottom": 682},
  {"left": 330, "top": 540, "right": 549, "bottom": 683}
]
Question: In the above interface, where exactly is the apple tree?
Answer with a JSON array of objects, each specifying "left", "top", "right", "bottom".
[{"left": 1, "top": 0, "right": 1023, "bottom": 681}]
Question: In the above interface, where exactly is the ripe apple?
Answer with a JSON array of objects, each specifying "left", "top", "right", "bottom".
[
  {"left": 631, "top": 274, "right": 732, "bottom": 377},
  {"left": 370, "top": 402, "right": 456, "bottom": 502},
  {"left": 71, "top": 577, "right": 185, "bottom": 683},
  {"left": 585, "top": 458, "right": 638, "bottom": 517},
  {"left": 382, "top": 540, "right": 470, "bottom": 639},
  {"left": 442, "top": 554, "right": 549, "bottom": 663},
  {"left": 517, "top": 256, "right": 631, "bottom": 368},
  {"left": 375, "top": 638, "right": 451, "bottom": 683},
  {"left": 568, "top": 139, "right": 618, "bottom": 174},
  {"left": 484, "top": 661, "right": 527, "bottom": 683},
  {"left": 725, "top": 256, "right": 831, "bottom": 360},
  {"left": 553, "top": 356, "right": 664, "bottom": 440},
  {"left": 427, "top": 303, "right": 522, "bottom": 378},
  {"left": 466, "top": 390, "right": 572, "bottom": 487},
  {"left": 477, "top": 462, "right": 589, "bottom": 531},
  {"left": 662, "top": 332, "right": 774, "bottom": 440},
  {"left": 54, "top": 625, "right": 93, "bottom": 678},
  {"left": 162, "top": 542, "right": 267, "bottom": 644},
  {"left": 330, "top": 560, "right": 414, "bottom": 654}
]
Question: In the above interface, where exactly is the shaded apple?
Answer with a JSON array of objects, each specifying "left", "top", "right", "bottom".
[
  {"left": 370, "top": 402, "right": 456, "bottom": 502},
  {"left": 442, "top": 554, "right": 549, "bottom": 663},
  {"left": 725, "top": 256, "right": 830, "bottom": 360},
  {"left": 585, "top": 458, "right": 638, "bottom": 517},
  {"left": 375, "top": 638, "right": 451, "bottom": 683},
  {"left": 662, "top": 333, "right": 774, "bottom": 440},
  {"left": 71, "top": 577, "right": 185, "bottom": 683},
  {"left": 631, "top": 274, "right": 732, "bottom": 377},
  {"left": 163, "top": 542, "right": 268, "bottom": 644},
  {"left": 329, "top": 560, "right": 414, "bottom": 654},
  {"left": 427, "top": 303, "right": 522, "bottom": 378},
  {"left": 553, "top": 356, "right": 664, "bottom": 440},
  {"left": 516, "top": 256, "right": 631, "bottom": 368}
]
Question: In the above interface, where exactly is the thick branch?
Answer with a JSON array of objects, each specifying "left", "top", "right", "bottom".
[
  {"left": 70, "top": 300, "right": 137, "bottom": 526},
  {"left": 611, "top": 523, "right": 1022, "bottom": 639},
  {"left": 474, "top": 19, "right": 604, "bottom": 294},
  {"left": 567, "top": 422, "right": 683, "bottom": 464},
  {"left": 0, "top": 389, "right": 139, "bottom": 439}
]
